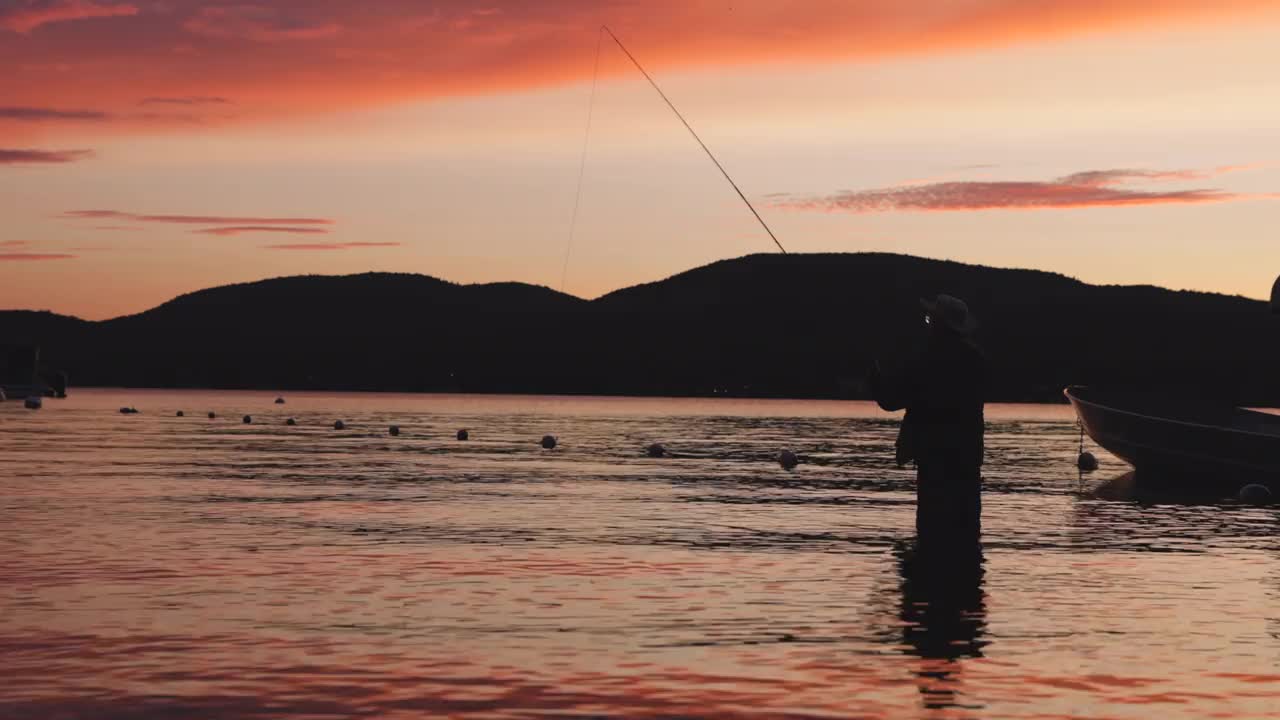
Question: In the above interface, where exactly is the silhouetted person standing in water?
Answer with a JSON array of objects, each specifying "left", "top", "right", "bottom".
[
  {"left": 894, "top": 535, "right": 987, "bottom": 711},
  {"left": 870, "top": 295, "right": 986, "bottom": 546}
]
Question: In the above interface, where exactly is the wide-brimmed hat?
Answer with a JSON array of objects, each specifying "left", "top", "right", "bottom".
[{"left": 920, "top": 294, "right": 977, "bottom": 335}]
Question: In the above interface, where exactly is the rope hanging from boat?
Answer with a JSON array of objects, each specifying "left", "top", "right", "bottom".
[{"left": 560, "top": 25, "right": 789, "bottom": 291}]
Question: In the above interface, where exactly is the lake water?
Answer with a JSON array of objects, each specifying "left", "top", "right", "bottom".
[{"left": 2, "top": 389, "right": 1278, "bottom": 719}]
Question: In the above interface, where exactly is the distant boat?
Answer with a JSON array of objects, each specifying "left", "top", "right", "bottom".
[
  {"left": 1065, "top": 385, "right": 1280, "bottom": 490},
  {"left": 0, "top": 344, "right": 65, "bottom": 400}
]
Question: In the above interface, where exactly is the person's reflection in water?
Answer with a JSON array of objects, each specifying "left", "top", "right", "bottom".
[{"left": 895, "top": 534, "right": 988, "bottom": 712}]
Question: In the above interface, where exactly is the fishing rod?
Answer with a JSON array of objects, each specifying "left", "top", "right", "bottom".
[
  {"left": 600, "top": 25, "right": 788, "bottom": 256},
  {"left": 560, "top": 25, "right": 788, "bottom": 288}
]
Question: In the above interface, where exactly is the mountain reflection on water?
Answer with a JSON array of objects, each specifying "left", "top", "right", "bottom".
[{"left": 2, "top": 390, "right": 1278, "bottom": 719}]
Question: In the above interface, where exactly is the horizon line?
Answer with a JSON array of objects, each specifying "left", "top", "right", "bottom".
[{"left": 1, "top": 250, "right": 1269, "bottom": 323}]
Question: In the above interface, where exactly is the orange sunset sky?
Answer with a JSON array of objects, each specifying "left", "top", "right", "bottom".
[{"left": 3, "top": 0, "right": 1280, "bottom": 320}]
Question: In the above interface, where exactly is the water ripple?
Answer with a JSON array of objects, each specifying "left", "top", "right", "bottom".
[{"left": 2, "top": 390, "right": 1278, "bottom": 719}]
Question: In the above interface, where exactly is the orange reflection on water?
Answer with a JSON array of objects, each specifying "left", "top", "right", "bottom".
[{"left": 3, "top": 390, "right": 1280, "bottom": 718}]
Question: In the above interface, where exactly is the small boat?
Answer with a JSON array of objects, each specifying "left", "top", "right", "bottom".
[
  {"left": 1, "top": 344, "right": 65, "bottom": 399},
  {"left": 1065, "top": 385, "right": 1280, "bottom": 490}
]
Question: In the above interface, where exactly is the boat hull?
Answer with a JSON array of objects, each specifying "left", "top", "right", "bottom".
[{"left": 1066, "top": 386, "right": 1280, "bottom": 491}]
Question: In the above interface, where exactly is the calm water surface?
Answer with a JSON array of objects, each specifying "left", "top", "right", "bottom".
[{"left": 2, "top": 390, "right": 1278, "bottom": 719}]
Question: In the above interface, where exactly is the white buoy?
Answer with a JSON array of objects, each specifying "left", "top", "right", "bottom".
[
  {"left": 541, "top": 435, "right": 557, "bottom": 450},
  {"left": 389, "top": 425, "right": 400, "bottom": 436},
  {"left": 779, "top": 449, "right": 799, "bottom": 470},
  {"left": 242, "top": 415, "right": 252, "bottom": 425},
  {"left": 647, "top": 443, "right": 666, "bottom": 458},
  {"left": 334, "top": 420, "right": 346, "bottom": 431},
  {"left": 285, "top": 417, "right": 297, "bottom": 426},
  {"left": 1077, "top": 451, "right": 1098, "bottom": 472},
  {"left": 24, "top": 396, "right": 42, "bottom": 410},
  {"left": 1239, "top": 484, "right": 1271, "bottom": 504},
  {"left": 457, "top": 429, "right": 469, "bottom": 441}
]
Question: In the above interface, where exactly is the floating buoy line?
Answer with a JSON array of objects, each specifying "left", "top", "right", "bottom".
[{"left": 107, "top": 399, "right": 820, "bottom": 472}]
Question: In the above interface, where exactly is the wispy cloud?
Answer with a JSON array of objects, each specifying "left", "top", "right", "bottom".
[
  {"left": 64, "top": 210, "right": 333, "bottom": 225},
  {"left": 0, "top": 253, "right": 77, "bottom": 261},
  {"left": 192, "top": 225, "right": 329, "bottom": 236},
  {"left": 1058, "top": 166, "right": 1248, "bottom": 186},
  {"left": 0, "top": 0, "right": 137, "bottom": 33},
  {"left": 183, "top": 5, "right": 341, "bottom": 42},
  {"left": 0, "top": 104, "right": 232, "bottom": 130},
  {"left": 264, "top": 242, "right": 400, "bottom": 251},
  {"left": 0, "top": 106, "right": 110, "bottom": 121},
  {"left": 0, "top": 148, "right": 94, "bottom": 164},
  {"left": 770, "top": 167, "right": 1265, "bottom": 213},
  {"left": 0, "top": 241, "right": 31, "bottom": 248},
  {"left": 137, "top": 96, "right": 232, "bottom": 106},
  {"left": 92, "top": 225, "right": 141, "bottom": 231}
]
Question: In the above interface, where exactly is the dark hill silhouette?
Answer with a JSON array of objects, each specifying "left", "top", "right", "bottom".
[{"left": 3, "top": 254, "right": 1277, "bottom": 403}]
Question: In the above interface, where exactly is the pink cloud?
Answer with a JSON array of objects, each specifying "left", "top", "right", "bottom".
[
  {"left": 770, "top": 167, "right": 1265, "bottom": 213},
  {"left": 64, "top": 209, "right": 333, "bottom": 225},
  {"left": 183, "top": 5, "right": 341, "bottom": 42},
  {"left": 0, "top": 148, "right": 93, "bottom": 164},
  {"left": 5, "top": 1, "right": 1278, "bottom": 138},
  {"left": 192, "top": 225, "right": 329, "bottom": 236},
  {"left": 0, "top": 253, "right": 77, "bottom": 261},
  {"left": 137, "top": 96, "right": 232, "bottom": 106},
  {"left": 264, "top": 242, "right": 400, "bottom": 251},
  {"left": 1057, "top": 166, "right": 1251, "bottom": 187},
  {"left": 0, "top": 241, "right": 32, "bottom": 248},
  {"left": 0, "top": 106, "right": 109, "bottom": 120},
  {"left": 0, "top": 0, "right": 137, "bottom": 33},
  {"left": 0, "top": 105, "right": 237, "bottom": 136}
]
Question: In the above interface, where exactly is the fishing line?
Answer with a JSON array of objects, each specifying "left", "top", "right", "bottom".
[
  {"left": 560, "top": 25, "right": 789, "bottom": 288},
  {"left": 601, "top": 25, "right": 788, "bottom": 255},
  {"left": 560, "top": 26, "right": 605, "bottom": 293}
]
